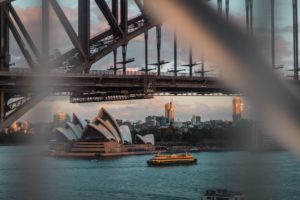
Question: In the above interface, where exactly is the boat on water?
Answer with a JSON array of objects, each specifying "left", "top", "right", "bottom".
[
  {"left": 147, "top": 153, "right": 197, "bottom": 166},
  {"left": 202, "top": 189, "right": 245, "bottom": 200}
]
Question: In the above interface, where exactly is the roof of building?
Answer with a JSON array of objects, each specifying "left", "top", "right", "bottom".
[
  {"left": 136, "top": 134, "right": 155, "bottom": 145},
  {"left": 120, "top": 125, "right": 132, "bottom": 144}
]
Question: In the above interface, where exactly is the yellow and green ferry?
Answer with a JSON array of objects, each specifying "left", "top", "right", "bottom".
[{"left": 147, "top": 153, "right": 197, "bottom": 166}]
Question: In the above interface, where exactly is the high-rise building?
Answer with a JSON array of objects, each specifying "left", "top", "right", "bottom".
[
  {"left": 145, "top": 116, "right": 157, "bottom": 127},
  {"left": 165, "top": 101, "right": 175, "bottom": 122},
  {"left": 191, "top": 115, "right": 201, "bottom": 125},
  {"left": 232, "top": 97, "right": 244, "bottom": 123},
  {"left": 156, "top": 116, "right": 168, "bottom": 127}
]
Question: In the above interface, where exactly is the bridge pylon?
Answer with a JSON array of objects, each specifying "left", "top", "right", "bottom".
[{"left": 0, "top": 4, "right": 10, "bottom": 70}]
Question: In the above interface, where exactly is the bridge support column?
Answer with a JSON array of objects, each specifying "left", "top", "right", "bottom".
[
  {"left": 0, "top": 91, "right": 8, "bottom": 132},
  {"left": 112, "top": 0, "right": 118, "bottom": 75},
  {"left": 156, "top": 25, "right": 162, "bottom": 76},
  {"left": 79, "top": 0, "right": 90, "bottom": 73},
  {"left": 226, "top": 0, "right": 229, "bottom": 21},
  {"left": 271, "top": 0, "right": 275, "bottom": 69},
  {"left": 293, "top": 0, "right": 299, "bottom": 80},
  {"left": 122, "top": 44, "right": 127, "bottom": 75},
  {"left": 189, "top": 46, "right": 193, "bottom": 77},
  {"left": 245, "top": 0, "right": 253, "bottom": 35},
  {"left": 201, "top": 55, "right": 205, "bottom": 78},
  {"left": 121, "top": 0, "right": 128, "bottom": 76},
  {"left": 245, "top": 0, "right": 250, "bottom": 33},
  {"left": 0, "top": 91, "right": 5, "bottom": 123},
  {"left": 113, "top": 50, "right": 118, "bottom": 75},
  {"left": 250, "top": 0, "right": 253, "bottom": 35},
  {"left": 0, "top": 6, "right": 10, "bottom": 70},
  {"left": 42, "top": 0, "right": 49, "bottom": 70},
  {"left": 120, "top": 0, "right": 128, "bottom": 34},
  {"left": 174, "top": 30, "right": 177, "bottom": 77},
  {"left": 145, "top": 30, "right": 148, "bottom": 75}
]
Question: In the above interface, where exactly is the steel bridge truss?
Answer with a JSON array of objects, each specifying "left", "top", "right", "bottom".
[
  {"left": 0, "top": 0, "right": 299, "bottom": 130},
  {"left": 0, "top": 0, "right": 156, "bottom": 130}
]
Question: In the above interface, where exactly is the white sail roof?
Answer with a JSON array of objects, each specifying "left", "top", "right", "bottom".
[
  {"left": 72, "top": 113, "right": 86, "bottom": 130},
  {"left": 96, "top": 108, "right": 122, "bottom": 143},
  {"left": 56, "top": 127, "right": 78, "bottom": 141},
  {"left": 120, "top": 125, "right": 132, "bottom": 144},
  {"left": 81, "top": 123, "right": 116, "bottom": 141},
  {"left": 66, "top": 122, "right": 82, "bottom": 139},
  {"left": 136, "top": 134, "right": 155, "bottom": 145}
]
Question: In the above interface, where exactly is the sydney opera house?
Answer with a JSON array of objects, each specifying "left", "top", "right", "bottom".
[{"left": 48, "top": 108, "right": 156, "bottom": 158}]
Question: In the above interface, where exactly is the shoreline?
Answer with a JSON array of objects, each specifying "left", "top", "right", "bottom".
[{"left": 0, "top": 143, "right": 285, "bottom": 152}]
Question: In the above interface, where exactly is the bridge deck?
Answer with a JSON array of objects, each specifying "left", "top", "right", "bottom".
[{"left": 0, "top": 71, "right": 232, "bottom": 95}]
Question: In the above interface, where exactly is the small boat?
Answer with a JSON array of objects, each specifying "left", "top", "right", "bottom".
[
  {"left": 147, "top": 153, "right": 197, "bottom": 166},
  {"left": 202, "top": 189, "right": 245, "bottom": 200}
]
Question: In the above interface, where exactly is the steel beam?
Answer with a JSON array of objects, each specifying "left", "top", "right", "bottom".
[
  {"left": 145, "top": 30, "right": 148, "bottom": 75},
  {"left": 120, "top": 0, "right": 128, "bottom": 35},
  {"left": 189, "top": 46, "right": 193, "bottom": 77},
  {"left": 0, "top": 91, "right": 4, "bottom": 122},
  {"left": 156, "top": 25, "right": 162, "bottom": 75},
  {"left": 0, "top": 72, "right": 231, "bottom": 94},
  {"left": 112, "top": 0, "right": 118, "bottom": 75},
  {"left": 8, "top": 4, "right": 40, "bottom": 60},
  {"left": 122, "top": 44, "right": 127, "bottom": 75},
  {"left": 174, "top": 30, "right": 178, "bottom": 76},
  {"left": 112, "top": 0, "right": 118, "bottom": 20},
  {"left": 226, "top": 0, "right": 229, "bottom": 21},
  {"left": 53, "top": 15, "right": 148, "bottom": 70},
  {"left": 78, "top": 0, "right": 90, "bottom": 73},
  {"left": 293, "top": 0, "right": 299, "bottom": 80},
  {"left": 42, "top": 0, "right": 49, "bottom": 67},
  {"left": 201, "top": 55, "right": 205, "bottom": 78},
  {"left": 0, "top": 94, "right": 46, "bottom": 131},
  {"left": 87, "top": 22, "right": 154, "bottom": 70},
  {"left": 49, "top": 0, "right": 87, "bottom": 62},
  {"left": 113, "top": 49, "right": 117, "bottom": 75},
  {"left": 271, "top": 0, "right": 275, "bottom": 69},
  {"left": 95, "top": 0, "right": 124, "bottom": 36},
  {"left": 0, "top": 6, "right": 10, "bottom": 70},
  {"left": 120, "top": 0, "right": 128, "bottom": 75},
  {"left": 249, "top": 0, "right": 253, "bottom": 35},
  {"left": 78, "top": 0, "right": 90, "bottom": 56},
  {"left": 91, "top": 15, "right": 143, "bottom": 44},
  {"left": 3, "top": 8, "right": 37, "bottom": 70},
  {"left": 245, "top": 0, "right": 250, "bottom": 33}
]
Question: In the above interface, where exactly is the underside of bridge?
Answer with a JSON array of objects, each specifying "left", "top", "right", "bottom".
[
  {"left": 0, "top": 0, "right": 158, "bottom": 130},
  {"left": 0, "top": 0, "right": 296, "bottom": 131},
  {"left": 0, "top": 0, "right": 231, "bottom": 130}
]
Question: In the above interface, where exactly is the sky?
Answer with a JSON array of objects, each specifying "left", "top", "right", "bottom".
[{"left": 7, "top": 0, "right": 297, "bottom": 123}]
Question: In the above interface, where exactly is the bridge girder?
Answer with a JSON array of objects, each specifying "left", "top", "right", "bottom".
[{"left": 0, "top": 0, "right": 155, "bottom": 130}]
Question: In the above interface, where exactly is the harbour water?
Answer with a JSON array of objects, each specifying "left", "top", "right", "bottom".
[{"left": 0, "top": 146, "right": 300, "bottom": 200}]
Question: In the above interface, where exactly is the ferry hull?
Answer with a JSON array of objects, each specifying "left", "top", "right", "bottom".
[{"left": 147, "top": 158, "right": 197, "bottom": 166}]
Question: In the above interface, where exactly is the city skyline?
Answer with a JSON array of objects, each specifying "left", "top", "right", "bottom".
[{"left": 19, "top": 96, "right": 250, "bottom": 123}]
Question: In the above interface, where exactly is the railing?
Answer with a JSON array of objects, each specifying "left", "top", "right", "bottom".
[
  {"left": 70, "top": 93, "right": 153, "bottom": 104},
  {"left": 7, "top": 96, "right": 31, "bottom": 111},
  {"left": 88, "top": 70, "right": 219, "bottom": 78},
  {"left": 5, "top": 68, "right": 219, "bottom": 79}
]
